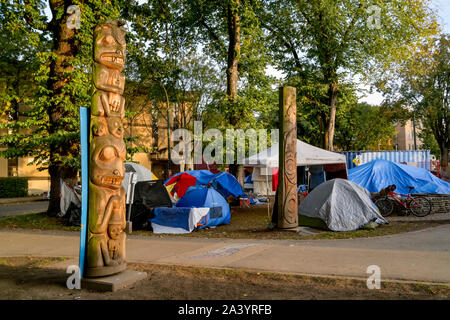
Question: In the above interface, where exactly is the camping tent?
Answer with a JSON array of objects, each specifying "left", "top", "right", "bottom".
[
  {"left": 122, "top": 162, "right": 158, "bottom": 192},
  {"left": 150, "top": 207, "right": 210, "bottom": 234},
  {"left": 243, "top": 139, "right": 347, "bottom": 167},
  {"left": 149, "top": 186, "right": 231, "bottom": 234},
  {"left": 175, "top": 186, "right": 231, "bottom": 229},
  {"left": 129, "top": 180, "right": 173, "bottom": 229},
  {"left": 243, "top": 139, "right": 347, "bottom": 195},
  {"left": 165, "top": 170, "right": 244, "bottom": 199},
  {"left": 348, "top": 159, "right": 450, "bottom": 194},
  {"left": 298, "top": 179, "right": 388, "bottom": 231}
]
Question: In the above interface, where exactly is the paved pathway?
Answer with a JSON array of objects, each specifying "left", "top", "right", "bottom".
[
  {"left": 0, "top": 201, "right": 48, "bottom": 218},
  {"left": 0, "top": 196, "right": 44, "bottom": 205},
  {"left": 1, "top": 224, "right": 449, "bottom": 284}
]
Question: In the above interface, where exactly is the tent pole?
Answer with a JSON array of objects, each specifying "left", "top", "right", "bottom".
[{"left": 345, "top": 162, "right": 349, "bottom": 179}]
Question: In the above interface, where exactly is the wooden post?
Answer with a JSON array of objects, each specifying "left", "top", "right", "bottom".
[{"left": 277, "top": 86, "right": 298, "bottom": 229}]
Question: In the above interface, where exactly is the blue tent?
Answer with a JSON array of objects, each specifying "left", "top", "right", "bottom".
[
  {"left": 176, "top": 186, "right": 231, "bottom": 229},
  {"left": 165, "top": 170, "right": 243, "bottom": 199},
  {"left": 348, "top": 159, "right": 450, "bottom": 194}
]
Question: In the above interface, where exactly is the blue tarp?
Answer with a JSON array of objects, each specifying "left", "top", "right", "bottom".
[
  {"left": 211, "top": 172, "right": 244, "bottom": 198},
  {"left": 176, "top": 186, "right": 231, "bottom": 229},
  {"left": 165, "top": 170, "right": 244, "bottom": 198},
  {"left": 348, "top": 159, "right": 450, "bottom": 194}
]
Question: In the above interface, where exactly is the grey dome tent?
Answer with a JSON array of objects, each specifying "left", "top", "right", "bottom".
[{"left": 298, "top": 178, "right": 388, "bottom": 231}]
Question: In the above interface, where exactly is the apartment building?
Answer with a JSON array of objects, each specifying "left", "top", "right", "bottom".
[{"left": 394, "top": 119, "right": 423, "bottom": 151}]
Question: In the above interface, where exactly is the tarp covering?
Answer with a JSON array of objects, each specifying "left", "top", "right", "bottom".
[
  {"left": 165, "top": 170, "right": 244, "bottom": 199},
  {"left": 243, "top": 139, "right": 347, "bottom": 167},
  {"left": 175, "top": 186, "right": 231, "bottom": 229},
  {"left": 348, "top": 159, "right": 450, "bottom": 194},
  {"left": 60, "top": 180, "right": 81, "bottom": 216},
  {"left": 299, "top": 179, "right": 387, "bottom": 231},
  {"left": 151, "top": 207, "right": 210, "bottom": 234}
]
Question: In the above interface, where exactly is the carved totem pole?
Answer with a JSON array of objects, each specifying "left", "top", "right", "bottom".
[
  {"left": 86, "top": 21, "right": 127, "bottom": 278},
  {"left": 277, "top": 86, "right": 298, "bottom": 229}
]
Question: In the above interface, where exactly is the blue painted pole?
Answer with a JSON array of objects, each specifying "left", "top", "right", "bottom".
[{"left": 79, "top": 107, "right": 89, "bottom": 278}]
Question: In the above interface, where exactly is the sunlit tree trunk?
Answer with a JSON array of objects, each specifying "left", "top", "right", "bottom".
[
  {"left": 226, "top": 0, "right": 244, "bottom": 185},
  {"left": 325, "top": 82, "right": 338, "bottom": 151}
]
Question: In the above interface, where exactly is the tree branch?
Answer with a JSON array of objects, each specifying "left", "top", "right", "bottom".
[
  {"left": 260, "top": 21, "right": 303, "bottom": 71},
  {"left": 23, "top": 0, "right": 50, "bottom": 31},
  {"left": 198, "top": 18, "right": 227, "bottom": 56}
]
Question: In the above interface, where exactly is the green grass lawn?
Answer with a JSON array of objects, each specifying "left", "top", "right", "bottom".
[
  {"left": 0, "top": 212, "right": 80, "bottom": 232},
  {"left": 1, "top": 206, "right": 447, "bottom": 240}
]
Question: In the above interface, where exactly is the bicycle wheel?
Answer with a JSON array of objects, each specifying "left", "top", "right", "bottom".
[
  {"left": 409, "top": 197, "right": 432, "bottom": 217},
  {"left": 375, "top": 197, "right": 394, "bottom": 217}
]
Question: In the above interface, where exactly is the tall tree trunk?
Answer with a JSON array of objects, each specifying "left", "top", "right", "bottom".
[
  {"left": 226, "top": 0, "right": 243, "bottom": 185},
  {"left": 226, "top": 0, "right": 240, "bottom": 104},
  {"left": 325, "top": 82, "right": 338, "bottom": 151},
  {"left": 46, "top": 1, "right": 80, "bottom": 216}
]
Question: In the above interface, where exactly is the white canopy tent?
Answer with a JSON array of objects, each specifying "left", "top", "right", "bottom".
[
  {"left": 243, "top": 140, "right": 347, "bottom": 196},
  {"left": 243, "top": 139, "right": 346, "bottom": 167}
]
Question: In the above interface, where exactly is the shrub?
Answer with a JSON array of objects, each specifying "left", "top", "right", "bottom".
[{"left": 0, "top": 177, "right": 28, "bottom": 198}]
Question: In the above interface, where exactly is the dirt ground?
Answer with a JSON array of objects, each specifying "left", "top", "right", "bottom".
[{"left": 0, "top": 257, "right": 448, "bottom": 300}]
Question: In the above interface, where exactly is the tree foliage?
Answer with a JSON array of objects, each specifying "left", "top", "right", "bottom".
[
  {"left": 379, "top": 34, "right": 449, "bottom": 168},
  {"left": 259, "top": 0, "right": 440, "bottom": 150}
]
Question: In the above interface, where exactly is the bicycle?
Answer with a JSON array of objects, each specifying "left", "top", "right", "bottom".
[{"left": 374, "top": 185, "right": 432, "bottom": 217}]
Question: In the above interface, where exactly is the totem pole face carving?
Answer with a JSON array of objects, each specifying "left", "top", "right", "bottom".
[
  {"left": 91, "top": 117, "right": 108, "bottom": 137},
  {"left": 108, "top": 207, "right": 124, "bottom": 238},
  {"left": 106, "top": 117, "right": 124, "bottom": 139},
  {"left": 108, "top": 223, "right": 122, "bottom": 239},
  {"left": 91, "top": 136, "right": 126, "bottom": 190},
  {"left": 94, "top": 22, "right": 126, "bottom": 71}
]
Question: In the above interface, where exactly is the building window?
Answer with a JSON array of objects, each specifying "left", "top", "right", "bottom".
[{"left": 8, "top": 158, "right": 18, "bottom": 177}]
